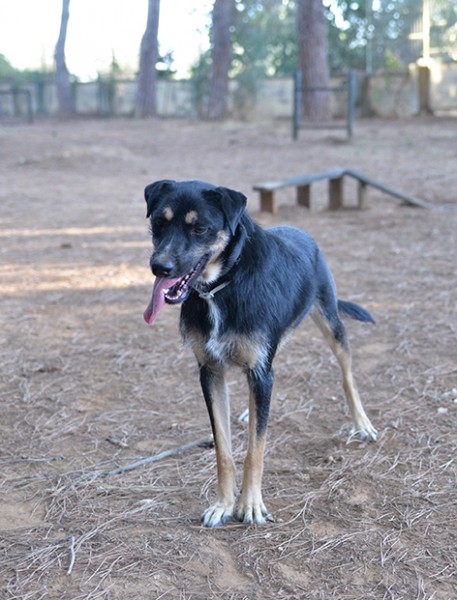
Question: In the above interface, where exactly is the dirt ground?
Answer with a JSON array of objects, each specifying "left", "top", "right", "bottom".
[{"left": 0, "top": 116, "right": 456, "bottom": 599}]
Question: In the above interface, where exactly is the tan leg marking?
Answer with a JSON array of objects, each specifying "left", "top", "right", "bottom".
[
  {"left": 236, "top": 388, "right": 271, "bottom": 524},
  {"left": 311, "top": 308, "right": 377, "bottom": 441},
  {"left": 200, "top": 364, "right": 237, "bottom": 527}
]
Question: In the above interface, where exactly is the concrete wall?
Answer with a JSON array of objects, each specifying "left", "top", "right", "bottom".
[
  {"left": 430, "top": 61, "right": 457, "bottom": 112},
  {"left": 365, "top": 61, "right": 457, "bottom": 117},
  {"left": 365, "top": 67, "right": 419, "bottom": 118},
  {"left": 1, "top": 61, "right": 457, "bottom": 122}
]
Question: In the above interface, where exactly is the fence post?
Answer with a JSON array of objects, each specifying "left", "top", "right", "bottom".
[
  {"left": 12, "top": 87, "right": 20, "bottom": 117},
  {"left": 347, "top": 69, "right": 356, "bottom": 138},
  {"left": 25, "top": 90, "right": 33, "bottom": 123},
  {"left": 292, "top": 70, "right": 302, "bottom": 141},
  {"left": 33, "top": 72, "right": 45, "bottom": 115}
]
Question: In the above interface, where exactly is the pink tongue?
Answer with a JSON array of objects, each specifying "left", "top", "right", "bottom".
[{"left": 143, "top": 276, "right": 181, "bottom": 325}]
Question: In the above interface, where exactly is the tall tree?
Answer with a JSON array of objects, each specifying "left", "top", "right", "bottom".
[
  {"left": 206, "top": 0, "right": 234, "bottom": 120},
  {"left": 297, "top": 0, "right": 331, "bottom": 121},
  {"left": 135, "top": 0, "right": 160, "bottom": 118},
  {"left": 55, "top": 0, "right": 74, "bottom": 117}
]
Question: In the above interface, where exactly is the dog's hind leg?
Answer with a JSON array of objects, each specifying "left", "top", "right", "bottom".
[
  {"left": 236, "top": 366, "right": 274, "bottom": 525},
  {"left": 311, "top": 307, "right": 378, "bottom": 441},
  {"left": 200, "top": 363, "right": 237, "bottom": 527}
]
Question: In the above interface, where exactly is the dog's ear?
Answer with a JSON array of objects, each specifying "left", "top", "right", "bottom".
[
  {"left": 144, "top": 180, "right": 175, "bottom": 218},
  {"left": 212, "top": 187, "right": 247, "bottom": 235}
]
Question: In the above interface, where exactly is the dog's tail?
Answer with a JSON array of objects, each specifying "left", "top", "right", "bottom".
[{"left": 337, "top": 299, "right": 375, "bottom": 324}]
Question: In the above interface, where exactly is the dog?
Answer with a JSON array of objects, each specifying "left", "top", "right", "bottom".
[{"left": 143, "top": 179, "right": 377, "bottom": 527}]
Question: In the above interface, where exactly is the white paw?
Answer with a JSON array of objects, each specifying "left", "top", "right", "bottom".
[
  {"left": 349, "top": 419, "right": 378, "bottom": 442},
  {"left": 235, "top": 497, "right": 273, "bottom": 525},
  {"left": 201, "top": 501, "right": 235, "bottom": 527}
]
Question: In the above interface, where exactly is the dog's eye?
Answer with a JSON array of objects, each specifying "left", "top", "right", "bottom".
[
  {"left": 152, "top": 218, "right": 167, "bottom": 234},
  {"left": 192, "top": 225, "right": 208, "bottom": 235}
]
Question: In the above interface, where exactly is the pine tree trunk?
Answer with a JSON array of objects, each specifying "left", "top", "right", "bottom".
[
  {"left": 135, "top": 0, "right": 160, "bottom": 118},
  {"left": 54, "top": 0, "right": 74, "bottom": 117},
  {"left": 206, "top": 0, "right": 233, "bottom": 120},
  {"left": 297, "top": 0, "right": 331, "bottom": 121}
]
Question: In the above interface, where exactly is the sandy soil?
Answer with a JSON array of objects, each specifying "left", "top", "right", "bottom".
[{"left": 0, "top": 116, "right": 456, "bottom": 599}]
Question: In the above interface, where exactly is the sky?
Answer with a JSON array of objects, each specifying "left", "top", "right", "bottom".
[{"left": 0, "top": 0, "right": 213, "bottom": 79}]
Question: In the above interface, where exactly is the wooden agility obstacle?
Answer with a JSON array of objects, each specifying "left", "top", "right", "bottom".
[{"left": 253, "top": 168, "right": 438, "bottom": 213}]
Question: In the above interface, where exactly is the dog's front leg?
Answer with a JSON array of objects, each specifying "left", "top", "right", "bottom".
[
  {"left": 236, "top": 366, "right": 274, "bottom": 525},
  {"left": 199, "top": 363, "right": 237, "bottom": 527}
]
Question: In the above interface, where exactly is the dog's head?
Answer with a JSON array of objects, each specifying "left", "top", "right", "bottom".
[{"left": 143, "top": 179, "right": 247, "bottom": 324}]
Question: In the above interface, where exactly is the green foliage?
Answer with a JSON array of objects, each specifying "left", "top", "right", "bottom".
[
  {"left": 232, "top": 0, "right": 297, "bottom": 78},
  {"left": 326, "top": 0, "right": 457, "bottom": 72},
  {"left": 191, "top": 0, "right": 457, "bottom": 96},
  {"left": 325, "top": 0, "right": 420, "bottom": 71},
  {"left": 0, "top": 53, "right": 52, "bottom": 85},
  {"left": 0, "top": 54, "right": 18, "bottom": 78},
  {"left": 325, "top": 0, "right": 368, "bottom": 71},
  {"left": 191, "top": 0, "right": 297, "bottom": 111},
  {"left": 0, "top": 54, "right": 39, "bottom": 82},
  {"left": 189, "top": 48, "right": 212, "bottom": 116},
  {"left": 431, "top": 0, "right": 457, "bottom": 61},
  {"left": 157, "top": 51, "right": 177, "bottom": 79}
]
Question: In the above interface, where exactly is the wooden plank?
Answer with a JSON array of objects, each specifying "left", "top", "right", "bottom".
[
  {"left": 345, "top": 169, "right": 437, "bottom": 210},
  {"left": 329, "top": 177, "right": 344, "bottom": 210},
  {"left": 253, "top": 168, "right": 345, "bottom": 192},
  {"left": 297, "top": 184, "right": 311, "bottom": 208},
  {"left": 253, "top": 167, "right": 442, "bottom": 214}
]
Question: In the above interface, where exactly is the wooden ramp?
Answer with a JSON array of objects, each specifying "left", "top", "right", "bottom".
[{"left": 253, "top": 168, "right": 443, "bottom": 213}]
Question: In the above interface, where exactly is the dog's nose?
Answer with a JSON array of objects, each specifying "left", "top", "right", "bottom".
[{"left": 151, "top": 258, "right": 175, "bottom": 278}]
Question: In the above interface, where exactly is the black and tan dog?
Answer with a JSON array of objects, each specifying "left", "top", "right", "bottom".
[{"left": 143, "top": 179, "right": 377, "bottom": 527}]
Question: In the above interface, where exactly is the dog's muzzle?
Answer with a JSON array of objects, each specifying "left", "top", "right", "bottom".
[{"left": 144, "top": 255, "right": 209, "bottom": 325}]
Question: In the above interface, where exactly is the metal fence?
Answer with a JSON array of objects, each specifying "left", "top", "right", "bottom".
[
  {"left": 0, "top": 88, "right": 33, "bottom": 123},
  {"left": 292, "top": 70, "right": 357, "bottom": 140},
  {"left": 1, "top": 62, "right": 457, "bottom": 124}
]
